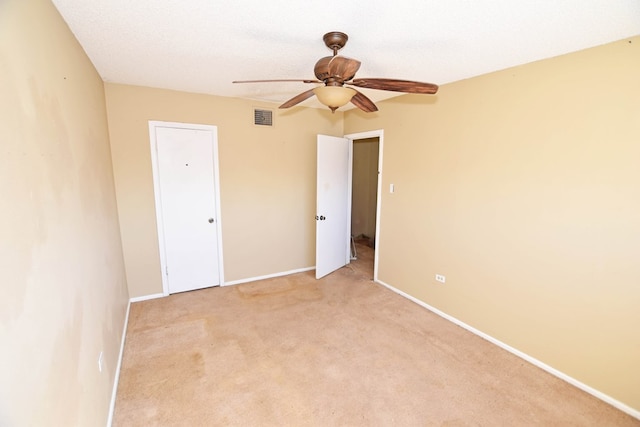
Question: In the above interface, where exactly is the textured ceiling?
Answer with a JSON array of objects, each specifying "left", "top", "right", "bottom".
[{"left": 51, "top": 0, "right": 640, "bottom": 110}]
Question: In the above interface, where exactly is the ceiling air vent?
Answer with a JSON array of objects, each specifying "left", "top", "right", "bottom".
[{"left": 254, "top": 109, "right": 273, "bottom": 126}]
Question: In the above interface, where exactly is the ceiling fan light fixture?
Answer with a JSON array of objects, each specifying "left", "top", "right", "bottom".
[
  {"left": 234, "top": 32, "right": 437, "bottom": 113},
  {"left": 313, "top": 86, "right": 356, "bottom": 112}
]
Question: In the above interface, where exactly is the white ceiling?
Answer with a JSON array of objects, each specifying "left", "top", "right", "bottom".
[{"left": 52, "top": 0, "right": 640, "bottom": 110}]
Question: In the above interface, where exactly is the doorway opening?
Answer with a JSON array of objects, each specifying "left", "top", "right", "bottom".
[
  {"left": 315, "top": 130, "right": 383, "bottom": 281},
  {"left": 346, "top": 130, "right": 383, "bottom": 281},
  {"left": 350, "top": 137, "right": 379, "bottom": 278}
]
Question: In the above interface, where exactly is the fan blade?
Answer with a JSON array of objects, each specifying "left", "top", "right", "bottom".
[
  {"left": 350, "top": 78, "right": 438, "bottom": 94},
  {"left": 233, "top": 79, "right": 321, "bottom": 84},
  {"left": 350, "top": 90, "right": 378, "bottom": 113},
  {"left": 279, "top": 88, "right": 316, "bottom": 109},
  {"left": 328, "top": 57, "right": 361, "bottom": 81}
]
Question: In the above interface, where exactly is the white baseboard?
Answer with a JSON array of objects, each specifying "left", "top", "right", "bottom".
[
  {"left": 375, "top": 279, "right": 640, "bottom": 420},
  {"left": 130, "top": 292, "right": 165, "bottom": 303},
  {"left": 224, "top": 266, "right": 315, "bottom": 286},
  {"left": 106, "top": 299, "right": 131, "bottom": 427}
]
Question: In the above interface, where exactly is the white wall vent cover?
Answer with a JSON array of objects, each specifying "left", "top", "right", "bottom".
[{"left": 254, "top": 109, "right": 273, "bottom": 126}]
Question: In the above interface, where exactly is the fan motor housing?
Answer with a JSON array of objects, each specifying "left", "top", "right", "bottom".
[{"left": 314, "top": 56, "right": 333, "bottom": 81}]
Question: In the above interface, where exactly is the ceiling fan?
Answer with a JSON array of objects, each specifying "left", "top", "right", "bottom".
[{"left": 233, "top": 31, "right": 439, "bottom": 113}]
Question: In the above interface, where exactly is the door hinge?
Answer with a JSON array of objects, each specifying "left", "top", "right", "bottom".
[{"left": 165, "top": 265, "right": 169, "bottom": 276}]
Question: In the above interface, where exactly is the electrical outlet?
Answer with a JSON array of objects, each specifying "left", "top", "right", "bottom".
[
  {"left": 98, "top": 351, "right": 104, "bottom": 373},
  {"left": 435, "top": 274, "right": 446, "bottom": 283}
]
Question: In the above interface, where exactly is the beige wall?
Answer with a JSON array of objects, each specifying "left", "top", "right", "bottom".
[
  {"left": 0, "top": 0, "right": 129, "bottom": 425},
  {"left": 344, "top": 37, "right": 640, "bottom": 410},
  {"left": 104, "top": 84, "right": 343, "bottom": 297},
  {"left": 352, "top": 138, "right": 379, "bottom": 239}
]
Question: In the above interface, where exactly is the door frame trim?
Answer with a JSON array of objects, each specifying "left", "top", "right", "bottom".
[
  {"left": 344, "top": 129, "right": 384, "bottom": 281},
  {"left": 149, "top": 120, "right": 225, "bottom": 296}
]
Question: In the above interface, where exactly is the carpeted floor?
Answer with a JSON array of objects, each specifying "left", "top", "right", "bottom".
[{"left": 113, "top": 244, "right": 639, "bottom": 426}]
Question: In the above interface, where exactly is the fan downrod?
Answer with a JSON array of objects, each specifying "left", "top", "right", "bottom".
[{"left": 323, "top": 31, "right": 348, "bottom": 55}]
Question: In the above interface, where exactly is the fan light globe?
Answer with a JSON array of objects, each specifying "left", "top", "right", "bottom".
[{"left": 313, "top": 86, "right": 356, "bottom": 112}]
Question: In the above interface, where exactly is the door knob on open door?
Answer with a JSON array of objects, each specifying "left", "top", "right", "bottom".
[{"left": 208, "top": 218, "right": 214, "bottom": 223}]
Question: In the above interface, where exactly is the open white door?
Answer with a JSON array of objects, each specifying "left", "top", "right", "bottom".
[{"left": 316, "top": 134, "right": 351, "bottom": 279}]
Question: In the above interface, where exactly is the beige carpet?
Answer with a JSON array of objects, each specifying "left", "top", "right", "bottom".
[{"left": 113, "top": 244, "right": 638, "bottom": 426}]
